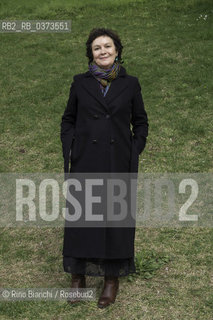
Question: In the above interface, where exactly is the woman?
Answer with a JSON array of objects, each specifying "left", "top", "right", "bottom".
[{"left": 60, "top": 28, "right": 148, "bottom": 308}]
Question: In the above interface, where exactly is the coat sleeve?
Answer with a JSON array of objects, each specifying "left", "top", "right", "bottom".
[
  {"left": 60, "top": 78, "right": 77, "bottom": 173},
  {"left": 131, "top": 78, "right": 149, "bottom": 154}
]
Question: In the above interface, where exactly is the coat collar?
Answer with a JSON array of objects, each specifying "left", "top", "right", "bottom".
[{"left": 82, "top": 66, "right": 128, "bottom": 112}]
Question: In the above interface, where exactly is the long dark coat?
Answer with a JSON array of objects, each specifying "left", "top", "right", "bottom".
[{"left": 61, "top": 66, "right": 148, "bottom": 260}]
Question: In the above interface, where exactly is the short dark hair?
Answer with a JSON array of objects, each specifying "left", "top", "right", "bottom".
[{"left": 86, "top": 28, "right": 124, "bottom": 64}]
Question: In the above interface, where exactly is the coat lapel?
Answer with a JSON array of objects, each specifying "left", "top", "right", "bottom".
[{"left": 82, "top": 66, "right": 128, "bottom": 112}]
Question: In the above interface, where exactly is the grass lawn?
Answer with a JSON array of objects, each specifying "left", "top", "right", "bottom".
[{"left": 0, "top": 0, "right": 213, "bottom": 319}]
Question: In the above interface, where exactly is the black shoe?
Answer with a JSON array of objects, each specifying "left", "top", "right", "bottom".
[
  {"left": 68, "top": 274, "right": 86, "bottom": 304},
  {"left": 97, "top": 276, "right": 119, "bottom": 308}
]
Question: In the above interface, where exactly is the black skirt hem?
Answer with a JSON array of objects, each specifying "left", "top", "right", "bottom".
[{"left": 63, "top": 256, "right": 136, "bottom": 277}]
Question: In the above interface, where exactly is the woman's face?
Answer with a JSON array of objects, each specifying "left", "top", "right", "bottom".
[{"left": 91, "top": 35, "right": 118, "bottom": 69}]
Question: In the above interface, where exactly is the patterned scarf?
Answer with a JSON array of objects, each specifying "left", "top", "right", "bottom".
[{"left": 89, "top": 61, "right": 121, "bottom": 96}]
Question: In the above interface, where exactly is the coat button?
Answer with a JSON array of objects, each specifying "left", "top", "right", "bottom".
[
  {"left": 105, "top": 114, "right": 110, "bottom": 119},
  {"left": 93, "top": 114, "right": 99, "bottom": 119},
  {"left": 110, "top": 139, "right": 115, "bottom": 144},
  {"left": 92, "top": 139, "right": 97, "bottom": 144}
]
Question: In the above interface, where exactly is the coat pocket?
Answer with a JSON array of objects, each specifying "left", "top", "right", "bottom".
[
  {"left": 70, "top": 137, "right": 78, "bottom": 164},
  {"left": 130, "top": 136, "right": 139, "bottom": 173}
]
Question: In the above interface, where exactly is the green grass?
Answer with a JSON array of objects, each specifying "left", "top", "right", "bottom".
[{"left": 0, "top": 0, "right": 213, "bottom": 319}]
